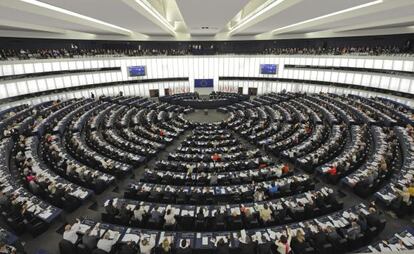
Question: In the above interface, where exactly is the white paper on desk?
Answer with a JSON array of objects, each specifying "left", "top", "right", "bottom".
[
  {"left": 389, "top": 244, "right": 399, "bottom": 252},
  {"left": 121, "top": 234, "right": 139, "bottom": 243},
  {"left": 368, "top": 246, "right": 379, "bottom": 252},
  {"left": 398, "top": 236, "right": 413, "bottom": 247},
  {"left": 202, "top": 237, "right": 208, "bottom": 245},
  {"left": 401, "top": 235, "right": 414, "bottom": 246},
  {"left": 76, "top": 224, "right": 90, "bottom": 234},
  {"left": 107, "top": 230, "right": 120, "bottom": 240},
  {"left": 39, "top": 211, "right": 52, "bottom": 219},
  {"left": 143, "top": 205, "right": 150, "bottom": 212},
  {"left": 297, "top": 198, "right": 308, "bottom": 204},
  {"left": 360, "top": 208, "right": 370, "bottom": 215},
  {"left": 332, "top": 220, "right": 341, "bottom": 228}
]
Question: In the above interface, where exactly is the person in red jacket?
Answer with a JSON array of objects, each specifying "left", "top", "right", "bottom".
[
  {"left": 327, "top": 164, "right": 337, "bottom": 176},
  {"left": 211, "top": 153, "right": 221, "bottom": 162}
]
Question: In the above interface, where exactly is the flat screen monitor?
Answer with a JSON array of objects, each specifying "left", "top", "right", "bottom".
[
  {"left": 194, "top": 79, "right": 214, "bottom": 88},
  {"left": 128, "top": 66, "right": 146, "bottom": 77},
  {"left": 260, "top": 64, "right": 277, "bottom": 74}
]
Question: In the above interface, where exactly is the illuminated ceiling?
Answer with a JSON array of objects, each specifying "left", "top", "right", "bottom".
[{"left": 0, "top": 0, "right": 413, "bottom": 41}]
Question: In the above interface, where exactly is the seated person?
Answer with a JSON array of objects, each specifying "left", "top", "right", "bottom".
[
  {"left": 132, "top": 205, "right": 146, "bottom": 223},
  {"left": 238, "top": 235, "right": 255, "bottom": 254},
  {"left": 275, "top": 227, "right": 292, "bottom": 254},
  {"left": 176, "top": 239, "right": 192, "bottom": 254},
  {"left": 82, "top": 227, "right": 99, "bottom": 250},
  {"left": 164, "top": 209, "right": 176, "bottom": 227},
  {"left": 257, "top": 235, "right": 272, "bottom": 254},
  {"left": 0, "top": 242, "right": 16, "bottom": 254},
  {"left": 158, "top": 238, "right": 172, "bottom": 254},
  {"left": 345, "top": 221, "right": 361, "bottom": 240},
  {"left": 259, "top": 204, "right": 273, "bottom": 223},
  {"left": 105, "top": 200, "right": 119, "bottom": 217},
  {"left": 63, "top": 219, "right": 81, "bottom": 244},
  {"left": 268, "top": 183, "right": 278, "bottom": 196},
  {"left": 291, "top": 229, "right": 307, "bottom": 253},
  {"left": 327, "top": 164, "right": 337, "bottom": 176},
  {"left": 139, "top": 237, "right": 156, "bottom": 254},
  {"left": 96, "top": 232, "right": 120, "bottom": 253},
  {"left": 118, "top": 241, "right": 137, "bottom": 254}
]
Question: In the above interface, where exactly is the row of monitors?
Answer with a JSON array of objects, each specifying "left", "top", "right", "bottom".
[
  {"left": 129, "top": 65, "right": 277, "bottom": 77},
  {"left": 0, "top": 69, "right": 412, "bottom": 99},
  {"left": 1, "top": 57, "right": 413, "bottom": 77}
]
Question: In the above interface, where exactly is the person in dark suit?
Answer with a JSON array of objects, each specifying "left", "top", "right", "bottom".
[
  {"left": 82, "top": 228, "right": 98, "bottom": 251},
  {"left": 313, "top": 226, "right": 329, "bottom": 249},
  {"left": 105, "top": 200, "right": 119, "bottom": 217},
  {"left": 118, "top": 203, "right": 132, "bottom": 224},
  {"left": 150, "top": 207, "right": 163, "bottom": 224},
  {"left": 118, "top": 241, "right": 137, "bottom": 254},
  {"left": 256, "top": 235, "right": 272, "bottom": 254},
  {"left": 214, "top": 210, "right": 226, "bottom": 230},
  {"left": 291, "top": 229, "right": 307, "bottom": 254},
  {"left": 239, "top": 235, "right": 255, "bottom": 254},
  {"left": 176, "top": 239, "right": 192, "bottom": 254},
  {"left": 216, "top": 238, "right": 230, "bottom": 254},
  {"left": 366, "top": 207, "right": 381, "bottom": 227},
  {"left": 326, "top": 226, "right": 342, "bottom": 246}
]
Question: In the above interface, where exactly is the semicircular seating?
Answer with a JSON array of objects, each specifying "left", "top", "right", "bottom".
[{"left": 1, "top": 91, "right": 414, "bottom": 254}]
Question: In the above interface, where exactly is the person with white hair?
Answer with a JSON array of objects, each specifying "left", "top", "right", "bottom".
[{"left": 62, "top": 219, "right": 81, "bottom": 244}]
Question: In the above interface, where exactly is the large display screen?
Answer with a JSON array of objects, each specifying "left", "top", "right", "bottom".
[
  {"left": 194, "top": 79, "right": 214, "bottom": 88},
  {"left": 128, "top": 66, "right": 146, "bottom": 77},
  {"left": 260, "top": 64, "right": 277, "bottom": 74}
]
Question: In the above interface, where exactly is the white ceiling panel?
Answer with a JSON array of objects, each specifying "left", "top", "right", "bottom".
[
  {"left": 0, "top": 5, "right": 114, "bottom": 34},
  {"left": 0, "top": 0, "right": 412, "bottom": 40},
  {"left": 176, "top": 0, "right": 250, "bottom": 35},
  {"left": 241, "top": 0, "right": 374, "bottom": 35},
  {"left": 290, "top": 5, "right": 414, "bottom": 33},
  {"left": 41, "top": 0, "right": 166, "bottom": 35}
]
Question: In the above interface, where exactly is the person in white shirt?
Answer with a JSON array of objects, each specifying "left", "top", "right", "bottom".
[
  {"left": 164, "top": 209, "right": 176, "bottom": 226},
  {"left": 96, "top": 232, "right": 119, "bottom": 253},
  {"left": 139, "top": 236, "right": 156, "bottom": 254},
  {"left": 133, "top": 205, "right": 145, "bottom": 222},
  {"left": 63, "top": 219, "right": 81, "bottom": 244}
]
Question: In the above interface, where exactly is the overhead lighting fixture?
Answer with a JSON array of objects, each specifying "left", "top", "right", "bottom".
[
  {"left": 229, "top": 0, "right": 286, "bottom": 35},
  {"left": 18, "top": 0, "right": 133, "bottom": 34},
  {"left": 270, "top": 0, "right": 383, "bottom": 34},
  {"left": 133, "top": 0, "right": 176, "bottom": 35}
]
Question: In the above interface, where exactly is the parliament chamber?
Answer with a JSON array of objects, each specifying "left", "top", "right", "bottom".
[{"left": 1, "top": 1, "right": 414, "bottom": 253}]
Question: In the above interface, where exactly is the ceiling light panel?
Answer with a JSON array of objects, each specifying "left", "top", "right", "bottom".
[{"left": 41, "top": 0, "right": 166, "bottom": 35}]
